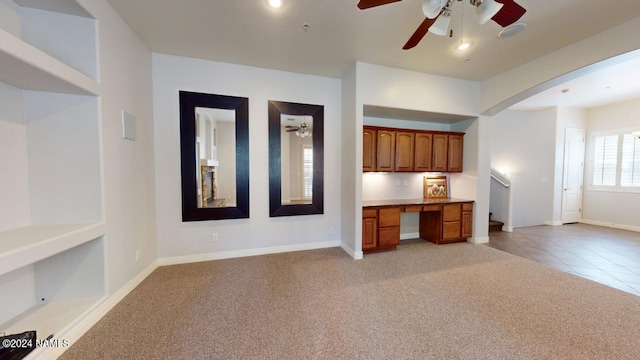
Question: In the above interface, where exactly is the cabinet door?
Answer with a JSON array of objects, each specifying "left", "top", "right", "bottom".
[
  {"left": 462, "top": 211, "right": 473, "bottom": 238},
  {"left": 432, "top": 133, "right": 448, "bottom": 172},
  {"left": 448, "top": 134, "right": 464, "bottom": 172},
  {"left": 394, "top": 131, "right": 415, "bottom": 172},
  {"left": 414, "top": 132, "right": 433, "bottom": 172},
  {"left": 376, "top": 130, "right": 395, "bottom": 171},
  {"left": 362, "top": 217, "right": 378, "bottom": 250},
  {"left": 363, "top": 127, "right": 377, "bottom": 172}
]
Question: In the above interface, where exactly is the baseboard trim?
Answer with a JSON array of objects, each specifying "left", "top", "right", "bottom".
[
  {"left": 340, "top": 241, "right": 363, "bottom": 260},
  {"left": 580, "top": 219, "right": 640, "bottom": 233},
  {"left": 502, "top": 226, "right": 513, "bottom": 232},
  {"left": 400, "top": 232, "right": 420, "bottom": 240},
  {"left": 545, "top": 220, "right": 563, "bottom": 226},
  {"left": 471, "top": 236, "right": 490, "bottom": 244},
  {"left": 159, "top": 241, "right": 342, "bottom": 266},
  {"left": 46, "top": 260, "right": 159, "bottom": 359}
]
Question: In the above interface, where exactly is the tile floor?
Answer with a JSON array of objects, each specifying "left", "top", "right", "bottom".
[{"left": 485, "top": 223, "right": 640, "bottom": 296}]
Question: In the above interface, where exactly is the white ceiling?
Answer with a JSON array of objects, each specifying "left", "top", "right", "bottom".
[{"left": 107, "top": 0, "right": 640, "bottom": 109}]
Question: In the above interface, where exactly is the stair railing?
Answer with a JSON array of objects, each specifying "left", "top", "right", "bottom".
[{"left": 490, "top": 168, "right": 513, "bottom": 232}]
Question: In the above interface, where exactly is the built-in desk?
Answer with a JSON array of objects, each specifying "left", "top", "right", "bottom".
[{"left": 362, "top": 198, "right": 474, "bottom": 253}]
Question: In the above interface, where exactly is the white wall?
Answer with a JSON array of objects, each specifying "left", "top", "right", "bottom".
[
  {"left": 153, "top": 53, "right": 342, "bottom": 259},
  {"left": 79, "top": 0, "right": 157, "bottom": 294},
  {"left": 350, "top": 62, "right": 486, "bottom": 251},
  {"left": 583, "top": 98, "right": 640, "bottom": 229},
  {"left": 0, "top": 82, "right": 29, "bottom": 232},
  {"left": 491, "top": 108, "right": 557, "bottom": 228}
]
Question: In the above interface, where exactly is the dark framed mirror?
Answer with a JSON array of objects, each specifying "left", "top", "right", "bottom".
[
  {"left": 179, "top": 91, "right": 249, "bottom": 221},
  {"left": 268, "top": 100, "right": 323, "bottom": 217}
]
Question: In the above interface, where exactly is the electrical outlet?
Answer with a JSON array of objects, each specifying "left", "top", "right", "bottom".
[
  {"left": 402, "top": 180, "right": 408, "bottom": 187},
  {"left": 396, "top": 179, "right": 401, "bottom": 187},
  {"left": 329, "top": 226, "right": 335, "bottom": 234},
  {"left": 212, "top": 233, "right": 219, "bottom": 242},
  {"left": 135, "top": 249, "right": 141, "bottom": 262}
]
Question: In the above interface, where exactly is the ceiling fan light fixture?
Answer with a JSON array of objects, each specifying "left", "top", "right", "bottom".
[
  {"left": 456, "top": 40, "right": 473, "bottom": 51},
  {"left": 422, "top": 0, "right": 446, "bottom": 19},
  {"left": 475, "top": 0, "right": 503, "bottom": 25},
  {"left": 428, "top": 9, "right": 452, "bottom": 36},
  {"left": 267, "top": 0, "right": 284, "bottom": 9}
]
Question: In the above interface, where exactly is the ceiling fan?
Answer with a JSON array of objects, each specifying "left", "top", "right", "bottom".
[
  {"left": 357, "top": 0, "right": 526, "bottom": 50},
  {"left": 286, "top": 122, "right": 312, "bottom": 138}
]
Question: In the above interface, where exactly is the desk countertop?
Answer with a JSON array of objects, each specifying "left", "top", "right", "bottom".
[{"left": 362, "top": 198, "right": 474, "bottom": 208}]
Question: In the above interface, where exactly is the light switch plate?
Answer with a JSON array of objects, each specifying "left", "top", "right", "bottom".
[{"left": 122, "top": 110, "right": 136, "bottom": 141}]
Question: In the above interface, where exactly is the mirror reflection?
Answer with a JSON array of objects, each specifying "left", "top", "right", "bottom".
[
  {"left": 179, "top": 91, "right": 249, "bottom": 221},
  {"left": 280, "top": 114, "right": 313, "bottom": 205},
  {"left": 195, "top": 107, "right": 236, "bottom": 208},
  {"left": 268, "top": 100, "right": 323, "bottom": 217}
]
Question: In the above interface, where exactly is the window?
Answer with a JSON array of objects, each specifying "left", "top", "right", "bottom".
[
  {"left": 303, "top": 146, "right": 313, "bottom": 200},
  {"left": 621, "top": 134, "right": 640, "bottom": 187},
  {"left": 590, "top": 131, "right": 640, "bottom": 191}
]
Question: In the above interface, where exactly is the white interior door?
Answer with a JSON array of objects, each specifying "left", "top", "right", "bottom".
[{"left": 562, "top": 128, "right": 585, "bottom": 224}]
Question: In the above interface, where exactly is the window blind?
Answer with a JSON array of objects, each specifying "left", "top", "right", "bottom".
[
  {"left": 303, "top": 147, "right": 313, "bottom": 199},
  {"left": 621, "top": 134, "right": 640, "bottom": 187},
  {"left": 593, "top": 135, "right": 618, "bottom": 186}
]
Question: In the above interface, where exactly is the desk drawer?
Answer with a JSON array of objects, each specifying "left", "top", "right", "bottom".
[
  {"left": 363, "top": 208, "right": 377, "bottom": 218},
  {"left": 443, "top": 204, "right": 461, "bottom": 221},
  {"left": 404, "top": 205, "right": 422, "bottom": 212},
  {"left": 379, "top": 207, "right": 401, "bottom": 227},
  {"left": 422, "top": 204, "right": 441, "bottom": 212},
  {"left": 443, "top": 221, "right": 461, "bottom": 239},
  {"left": 379, "top": 226, "right": 400, "bottom": 247},
  {"left": 462, "top": 202, "right": 473, "bottom": 211}
]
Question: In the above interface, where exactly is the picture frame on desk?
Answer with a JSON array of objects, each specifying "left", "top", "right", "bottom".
[{"left": 424, "top": 175, "right": 448, "bottom": 199}]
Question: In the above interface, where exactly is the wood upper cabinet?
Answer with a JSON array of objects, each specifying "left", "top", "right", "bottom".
[
  {"left": 432, "top": 133, "right": 449, "bottom": 172},
  {"left": 363, "top": 127, "right": 377, "bottom": 172},
  {"left": 394, "top": 131, "right": 415, "bottom": 172},
  {"left": 414, "top": 132, "right": 433, "bottom": 172},
  {"left": 376, "top": 129, "right": 395, "bottom": 171},
  {"left": 448, "top": 134, "right": 464, "bottom": 172},
  {"left": 362, "top": 126, "right": 464, "bottom": 173}
]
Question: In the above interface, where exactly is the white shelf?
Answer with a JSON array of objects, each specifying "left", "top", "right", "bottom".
[
  {"left": 14, "top": 0, "right": 93, "bottom": 18},
  {"left": 0, "top": 26, "right": 100, "bottom": 95},
  {"left": 0, "top": 223, "right": 106, "bottom": 276},
  {"left": 0, "top": 296, "right": 104, "bottom": 339}
]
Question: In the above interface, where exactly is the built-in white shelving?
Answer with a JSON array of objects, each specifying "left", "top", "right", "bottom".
[
  {"left": 0, "top": 223, "right": 105, "bottom": 276},
  {"left": 0, "top": 26, "right": 99, "bottom": 95},
  {"left": 0, "top": 0, "right": 105, "bottom": 353}
]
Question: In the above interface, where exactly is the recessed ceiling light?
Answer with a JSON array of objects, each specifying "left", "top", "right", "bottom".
[{"left": 267, "top": 0, "right": 283, "bottom": 9}]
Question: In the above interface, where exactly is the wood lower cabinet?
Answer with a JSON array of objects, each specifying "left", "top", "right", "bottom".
[
  {"left": 461, "top": 202, "right": 473, "bottom": 238},
  {"left": 364, "top": 202, "right": 473, "bottom": 253},
  {"left": 362, "top": 208, "right": 378, "bottom": 250},
  {"left": 362, "top": 207, "right": 400, "bottom": 253},
  {"left": 363, "top": 127, "right": 376, "bottom": 172},
  {"left": 376, "top": 129, "right": 395, "bottom": 172},
  {"left": 394, "top": 131, "right": 415, "bottom": 172}
]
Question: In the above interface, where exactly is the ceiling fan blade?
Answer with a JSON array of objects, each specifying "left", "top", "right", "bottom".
[
  {"left": 357, "top": 0, "right": 401, "bottom": 10},
  {"left": 403, "top": 17, "right": 436, "bottom": 50},
  {"left": 492, "top": 0, "right": 526, "bottom": 27}
]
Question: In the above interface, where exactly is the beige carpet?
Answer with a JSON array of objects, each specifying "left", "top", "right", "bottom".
[{"left": 60, "top": 240, "right": 640, "bottom": 359}]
